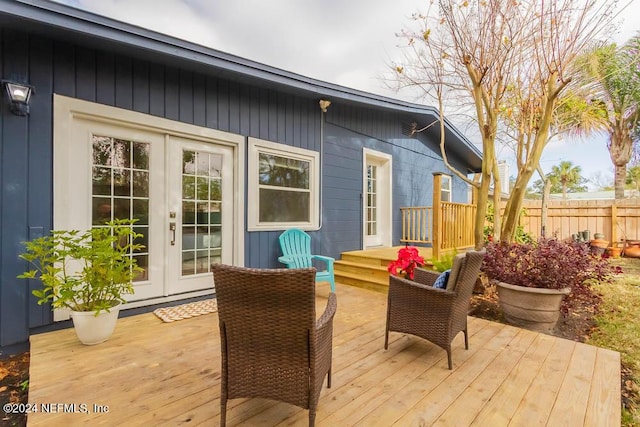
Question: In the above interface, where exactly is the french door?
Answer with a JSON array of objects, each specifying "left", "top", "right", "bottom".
[
  {"left": 363, "top": 149, "right": 392, "bottom": 248},
  {"left": 54, "top": 97, "right": 239, "bottom": 312},
  {"left": 167, "top": 136, "right": 234, "bottom": 294}
]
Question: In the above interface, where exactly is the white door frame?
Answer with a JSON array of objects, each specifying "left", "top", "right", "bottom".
[
  {"left": 362, "top": 148, "right": 392, "bottom": 248},
  {"left": 53, "top": 95, "right": 245, "bottom": 317}
]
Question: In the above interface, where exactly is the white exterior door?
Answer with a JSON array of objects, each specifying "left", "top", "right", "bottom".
[
  {"left": 60, "top": 119, "right": 166, "bottom": 301},
  {"left": 167, "top": 136, "right": 234, "bottom": 294},
  {"left": 363, "top": 149, "right": 392, "bottom": 248},
  {"left": 54, "top": 96, "right": 244, "bottom": 316}
]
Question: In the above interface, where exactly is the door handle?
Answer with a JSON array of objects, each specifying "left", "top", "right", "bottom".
[{"left": 169, "top": 222, "right": 176, "bottom": 245}]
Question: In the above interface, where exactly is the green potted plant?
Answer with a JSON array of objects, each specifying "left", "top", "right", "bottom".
[
  {"left": 18, "top": 219, "right": 143, "bottom": 345},
  {"left": 481, "top": 238, "right": 620, "bottom": 331}
]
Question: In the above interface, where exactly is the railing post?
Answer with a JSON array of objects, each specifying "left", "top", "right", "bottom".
[{"left": 432, "top": 173, "right": 443, "bottom": 260}]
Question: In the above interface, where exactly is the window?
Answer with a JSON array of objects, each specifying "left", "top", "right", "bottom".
[
  {"left": 248, "top": 138, "right": 319, "bottom": 230},
  {"left": 441, "top": 175, "right": 452, "bottom": 202}
]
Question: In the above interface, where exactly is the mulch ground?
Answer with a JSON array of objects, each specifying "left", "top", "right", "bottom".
[
  {"left": 0, "top": 352, "right": 29, "bottom": 427},
  {"left": 1, "top": 266, "right": 638, "bottom": 426}
]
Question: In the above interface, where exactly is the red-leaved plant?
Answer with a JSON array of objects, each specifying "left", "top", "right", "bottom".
[
  {"left": 388, "top": 246, "right": 425, "bottom": 280},
  {"left": 481, "top": 238, "right": 622, "bottom": 313}
]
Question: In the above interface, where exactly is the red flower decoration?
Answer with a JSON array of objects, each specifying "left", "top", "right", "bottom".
[{"left": 387, "top": 246, "right": 425, "bottom": 280}]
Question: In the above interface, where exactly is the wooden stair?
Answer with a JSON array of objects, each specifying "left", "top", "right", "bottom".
[{"left": 334, "top": 246, "right": 433, "bottom": 293}]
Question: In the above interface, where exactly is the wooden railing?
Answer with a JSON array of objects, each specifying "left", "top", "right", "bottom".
[
  {"left": 440, "top": 202, "right": 476, "bottom": 252},
  {"left": 400, "top": 203, "right": 476, "bottom": 257},
  {"left": 399, "top": 173, "right": 476, "bottom": 259},
  {"left": 400, "top": 206, "right": 433, "bottom": 244}
]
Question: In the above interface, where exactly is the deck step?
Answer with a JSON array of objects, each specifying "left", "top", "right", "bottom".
[{"left": 335, "top": 246, "right": 434, "bottom": 292}]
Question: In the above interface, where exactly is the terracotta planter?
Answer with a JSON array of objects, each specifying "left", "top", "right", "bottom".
[
  {"left": 624, "top": 245, "right": 640, "bottom": 258},
  {"left": 606, "top": 247, "right": 622, "bottom": 258},
  {"left": 495, "top": 281, "right": 570, "bottom": 331},
  {"left": 590, "top": 239, "right": 608, "bottom": 249}
]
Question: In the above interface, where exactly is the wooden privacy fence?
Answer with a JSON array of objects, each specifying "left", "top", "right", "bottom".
[
  {"left": 400, "top": 196, "right": 640, "bottom": 258},
  {"left": 400, "top": 173, "right": 476, "bottom": 259},
  {"left": 513, "top": 199, "right": 640, "bottom": 244}
]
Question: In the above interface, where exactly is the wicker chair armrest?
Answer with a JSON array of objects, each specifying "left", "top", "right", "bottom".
[
  {"left": 412, "top": 267, "right": 440, "bottom": 287},
  {"left": 317, "top": 292, "right": 337, "bottom": 331},
  {"left": 388, "top": 275, "right": 455, "bottom": 305}
]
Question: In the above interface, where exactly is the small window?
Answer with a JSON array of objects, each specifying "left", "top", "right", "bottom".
[
  {"left": 248, "top": 138, "right": 319, "bottom": 231},
  {"left": 441, "top": 175, "right": 452, "bottom": 202}
]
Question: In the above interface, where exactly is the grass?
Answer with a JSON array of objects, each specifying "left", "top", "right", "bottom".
[{"left": 588, "top": 259, "right": 640, "bottom": 426}]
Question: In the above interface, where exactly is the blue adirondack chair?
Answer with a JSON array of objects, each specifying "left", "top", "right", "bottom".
[{"left": 278, "top": 229, "right": 336, "bottom": 292}]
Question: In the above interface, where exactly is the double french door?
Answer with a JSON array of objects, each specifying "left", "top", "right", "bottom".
[{"left": 55, "top": 105, "right": 237, "bottom": 308}]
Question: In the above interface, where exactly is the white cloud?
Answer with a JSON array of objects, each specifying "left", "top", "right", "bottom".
[{"left": 50, "top": 0, "right": 640, "bottom": 182}]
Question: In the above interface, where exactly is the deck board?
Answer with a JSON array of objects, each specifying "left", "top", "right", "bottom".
[{"left": 28, "top": 283, "right": 620, "bottom": 426}]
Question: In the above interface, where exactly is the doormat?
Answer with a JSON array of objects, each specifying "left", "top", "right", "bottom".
[{"left": 153, "top": 299, "right": 217, "bottom": 323}]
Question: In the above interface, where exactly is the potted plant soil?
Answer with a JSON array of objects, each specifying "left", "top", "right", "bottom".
[
  {"left": 18, "top": 219, "right": 143, "bottom": 345},
  {"left": 481, "top": 238, "right": 620, "bottom": 331}
]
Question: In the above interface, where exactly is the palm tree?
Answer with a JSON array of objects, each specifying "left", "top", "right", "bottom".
[
  {"left": 575, "top": 35, "right": 640, "bottom": 199},
  {"left": 549, "top": 161, "right": 585, "bottom": 200}
]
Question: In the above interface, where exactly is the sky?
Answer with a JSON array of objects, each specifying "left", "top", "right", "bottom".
[{"left": 53, "top": 0, "right": 640, "bottom": 189}]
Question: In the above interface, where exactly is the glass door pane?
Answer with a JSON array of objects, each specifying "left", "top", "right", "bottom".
[
  {"left": 91, "top": 135, "right": 150, "bottom": 282},
  {"left": 180, "top": 150, "right": 224, "bottom": 277},
  {"left": 366, "top": 164, "right": 378, "bottom": 236}
]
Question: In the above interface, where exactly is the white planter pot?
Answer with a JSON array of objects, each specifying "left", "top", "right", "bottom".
[
  {"left": 70, "top": 305, "right": 121, "bottom": 345},
  {"left": 495, "top": 281, "right": 570, "bottom": 331}
]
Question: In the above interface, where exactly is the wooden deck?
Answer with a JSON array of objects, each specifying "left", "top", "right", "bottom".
[{"left": 28, "top": 284, "right": 620, "bottom": 426}]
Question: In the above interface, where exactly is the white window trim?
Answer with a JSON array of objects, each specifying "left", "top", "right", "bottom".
[
  {"left": 248, "top": 137, "right": 320, "bottom": 231},
  {"left": 441, "top": 174, "right": 452, "bottom": 202}
]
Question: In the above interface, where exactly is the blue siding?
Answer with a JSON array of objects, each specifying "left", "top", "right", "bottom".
[{"left": 0, "top": 28, "right": 474, "bottom": 349}]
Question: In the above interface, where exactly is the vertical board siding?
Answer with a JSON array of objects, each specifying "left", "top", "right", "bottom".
[
  {"left": 115, "top": 55, "right": 133, "bottom": 110},
  {"left": 192, "top": 73, "right": 206, "bottom": 127},
  {"left": 76, "top": 47, "right": 96, "bottom": 102},
  {"left": 132, "top": 59, "right": 150, "bottom": 114},
  {"left": 28, "top": 36, "right": 55, "bottom": 328},
  {"left": 96, "top": 50, "right": 115, "bottom": 105},
  {"left": 1, "top": 31, "right": 31, "bottom": 346},
  {"left": 0, "top": 28, "right": 469, "bottom": 347}
]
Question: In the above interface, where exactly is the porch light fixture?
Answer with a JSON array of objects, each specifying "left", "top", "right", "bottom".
[{"left": 2, "top": 80, "right": 34, "bottom": 116}]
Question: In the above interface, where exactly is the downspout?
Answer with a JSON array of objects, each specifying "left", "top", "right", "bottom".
[{"left": 318, "top": 99, "right": 331, "bottom": 230}]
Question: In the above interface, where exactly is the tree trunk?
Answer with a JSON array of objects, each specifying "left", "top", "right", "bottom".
[
  {"left": 614, "top": 163, "right": 627, "bottom": 199},
  {"left": 474, "top": 171, "right": 491, "bottom": 250},
  {"left": 491, "top": 159, "right": 502, "bottom": 242},
  {"left": 501, "top": 173, "right": 534, "bottom": 241},
  {"left": 501, "top": 85, "right": 556, "bottom": 241},
  {"left": 609, "top": 126, "right": 633, "bottom": 199}
]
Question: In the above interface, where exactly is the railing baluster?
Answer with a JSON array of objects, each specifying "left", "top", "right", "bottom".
[{"left": 401, "top": 204, "right": 474, "bottom": 248}]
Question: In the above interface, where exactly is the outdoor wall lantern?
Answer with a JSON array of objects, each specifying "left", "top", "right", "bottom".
[{"left": 2, "top": 80, "right": 35, "bottom": 116}]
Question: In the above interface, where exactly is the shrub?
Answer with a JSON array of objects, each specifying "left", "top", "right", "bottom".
[
  {"left": 481, "top": 238, "right": 622, "bottom": 313},
  {"left": 431, "top": 249, "right": 457, "bottom": 272}
]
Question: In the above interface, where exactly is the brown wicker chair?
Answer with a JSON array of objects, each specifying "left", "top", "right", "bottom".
[
  {"left": 212, "top": 264, "right": 337, "bottom": 427},
  {"left": 384, "top": 250, "right": 484, "bottom": 369}
]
